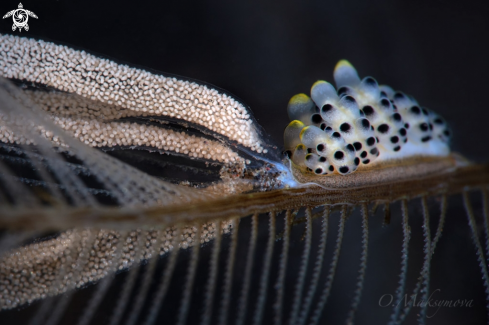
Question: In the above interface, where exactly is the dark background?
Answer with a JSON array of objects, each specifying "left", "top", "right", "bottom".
[{"left": 1, "top": 1, "right": 489, "bottom": 325}]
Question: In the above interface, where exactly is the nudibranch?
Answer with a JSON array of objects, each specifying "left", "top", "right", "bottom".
[{"left": 284, "top": 60, "right": 451, "bottom": 176}]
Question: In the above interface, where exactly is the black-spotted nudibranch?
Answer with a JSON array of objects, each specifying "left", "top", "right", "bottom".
[{"left": 284, "top": 60, "right": 451, "bottom": 176}]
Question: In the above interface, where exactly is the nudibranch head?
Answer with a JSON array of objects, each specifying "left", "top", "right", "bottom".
[{"left": 284, "top": 60, "right": 451, "bottom": 176}]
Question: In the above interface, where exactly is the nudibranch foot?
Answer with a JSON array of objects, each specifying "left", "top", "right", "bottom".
[{"left": 288, "top": 154, "right": 463, "bottom": 190}]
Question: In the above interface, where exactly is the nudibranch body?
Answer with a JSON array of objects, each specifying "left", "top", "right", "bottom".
[{"left": 284, "top": 60, "right": 451, "bottom": 176}]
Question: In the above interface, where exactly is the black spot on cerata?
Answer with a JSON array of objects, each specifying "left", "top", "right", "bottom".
[
  {"left": 421, "top": 108, "right": 429, "bottom": 115},
  {"left": 340, "top": 123, "right": 351, "bottom": 133},
  {"left": 410, "top": 106, "right": 421, "bottom": 115},
  {"left": 344, "top": 95, "right": 357, "bottom": 104},
  {"left": 393, "top": 146, "right": 401, "bottom": 152},
  {"left": 376, "top": 137, "right": 380, "bottom": 143},
  {"left": 399, "top": 128, "right": 407, "bottom": 136},
  {"left": 380, "top": 99, "right": 391, "bottom": 107},
  {"left": 346, "top": 144, "right": 355, "bottom": 152},
  {"left": 334, "top": 151, "right": 344, "bottom": 160},
  {"left": 284, "top": 150, "right": 292, "bottom": 158},
  {"left": 392, "top": 113, "right": 402, "bottom": 122},
  {"left": 306, "top": 154, "right": 313, "bottom": 161},
  {"left": 332, "top": 132, "right": 341, "bottom": 138},
  {"left": 363, "top": 159, "right": 370, "bottom": 164},
  {"left": 315, "top": 168, "right": 323, "bottom": 174},
  {"left": 390, "top": 136, "right": 399, "bottom": 144},
  {"left": 380, "top": 91, "right": 387, "bottom": 97},
  {"left": 366, "top": 137, "right": 376, "bottom": 146},
  {"left": 394, "top": 92, "right": 405, "bottom": 100},
  {"left": 419, "top": 123, "right": 429, "bottom": 132},
  {"left": 359, "top": 109, "right": 365, "bottom": 116},
  {"left": 429, "top": 123, "right": 433, "bottom": 130},
  {"left": 312, "top": 114, "right": 322, "bottom": 124},
  {"left": 421, "top": 136, "right": 432, "bottom": 142},
  {"left": 360, "top": 151, "right": 368, "bottom": 158},
  {"left": 361, "top": 119, "right": 370, "bottom": 129},
  {"left": 319, "top": 156, "right": 327, "bottom": 162},
  {"left": 371, "top": 126, "right": 374, "bottom": 131},
  {"left": 307, "top": 148, "right": 313, "bottom": 153},
  {"left": 329, "top": 165, "right": 335, "bottom": 172},
  {"left": 405, "top": 123, "right": 410, "bottom": 129},
  {"left": 364, "top": 77, "right": 377, "bottom": 86},
  {"left": 325, "top": 126, "right": 332, "bottom": 131},
  {"left": 322, "top": 104, "right": 333, "bottom": 113},
  {"left": 320, "top": 123, "right": 326, "bottom": 130},
  {"left": 317, "top": 144, "right": 325, "bottom": 152},
  {"left": 353, "top": 142, "right": 362, "bottom": 150},
  {"left": 337, "top": 87, "right": 350, "bottom": 96},
  {"left": 378, "top": 124, "right": 390, "bottom": 133},
  {"left": 363, "top": 105, "right": 375, "bottom": 116},
  {"left": 307, "top": 168, "right": 312, "bottom": 172},
  {"left": 339, "top": 166, "right": 349, "bottom": 174},
  {"left": 404, "top": 138, "right": 408, "bottom": 143},
  {"left": 370, "top": 148, "right": 378, "bottom": 155},
  {"left": 354, "top": 157, "right": 360, "bottom": 166},
  {"left": 444, "top": 129, "right": 451, "bottom": 137},
  {"left": 434, "top": 118, "right": 444, "bottom": 125}
]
